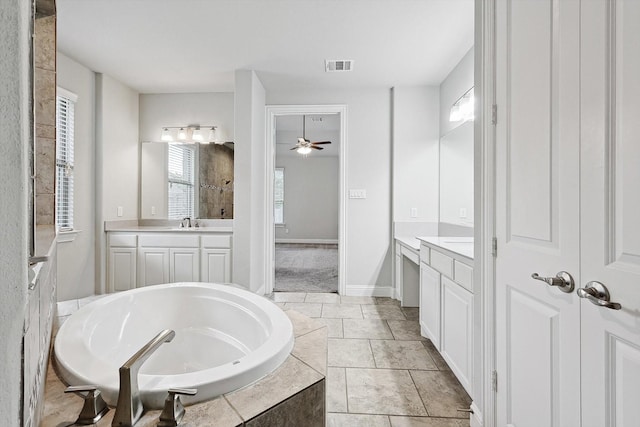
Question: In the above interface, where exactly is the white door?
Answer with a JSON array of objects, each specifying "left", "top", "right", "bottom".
[
  {"left": 108, "top": 247, "right": 137, "bottom": 292},
  {"left": 580, "top": 0, "right": 640, "bottom": 425},
  {"left": 138, "top": 247, "right": 170, "bottom": 286},
  {"left": 419, "top": 261, "right": 441, "bottom": 350},
  {"left": 169, "top": 248, "right": 199, "bottom": 282},
  {"left": 201, "top": 248, "right": 231, "bottom": 283},
  {"left": 495, "top": 0, "right": 582, "bottom": 426}
]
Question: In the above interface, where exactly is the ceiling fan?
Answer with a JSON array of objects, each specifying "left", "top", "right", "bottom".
[{"left": 290, "top": 115, "right": 331, "bottom": 154}]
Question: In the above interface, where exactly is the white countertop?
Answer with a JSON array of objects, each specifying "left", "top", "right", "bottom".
[
  {"left": 105, "top": 225, "right": 233, "bottom": 233},
  {"left": 395, "top": 235, "right": 421, "bottom": 251},
  {"left": 417, "top": 236, "right": 474, "bottom": 260}
]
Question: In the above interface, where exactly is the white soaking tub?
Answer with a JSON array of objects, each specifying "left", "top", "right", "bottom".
[{"left": 54, "top": 282, "right": 294, "bottom": 409}]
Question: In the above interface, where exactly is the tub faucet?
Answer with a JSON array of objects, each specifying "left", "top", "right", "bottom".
[{"left": 112, "top": 329, "right": 175, "bottom": 427}]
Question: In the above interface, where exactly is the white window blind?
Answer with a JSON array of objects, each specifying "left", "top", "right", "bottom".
[
  {"left": 56, "top": 92, "right": 76, "bottom": 230},
  {"left": 274, "top": 168, "right": 284, "bottom": 224},
  {"left": 168, "top": 143, "right": 195, "bottom": 219}
]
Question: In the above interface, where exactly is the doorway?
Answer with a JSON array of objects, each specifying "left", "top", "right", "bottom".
[{"left": 264, "top": 105, "right": 348, "bottom": 295}]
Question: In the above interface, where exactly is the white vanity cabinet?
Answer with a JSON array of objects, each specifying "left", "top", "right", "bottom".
[
  {"left": 138, "top": 234, "right": 200, "bottom": 286},
  {"left": 418, "top": 238, "right": 474, "bottom": 395},
  {"left": 200, "top": 235, "right": 232, "bottom": 282},
  {"left": 108, "top": 234, "right": 138, "bottom": 292}
]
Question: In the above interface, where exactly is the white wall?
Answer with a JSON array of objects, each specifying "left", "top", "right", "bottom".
[
  {"left": 234, "top": 70, "right": 267, "bottom": 293},
  {"left": 440, "top": 47, "right": 475, "bottom": 137},
  {"left": 275, "top": 143, "right": 339, "bottom": 242},
  {"left": 267, "top": 88, "right": 392, "bottom": 291},
  {"left": 392, "top": 86, "right": 440, "bottom": 223},
  {"left": 56, "top": 53, "right": 96, "bottom": 300},
  {"left": 138, "top": 93, "right": 234, "bottom": 219},
  {"left": 0, "top": 0, "right": 31, "bottom": 422}
]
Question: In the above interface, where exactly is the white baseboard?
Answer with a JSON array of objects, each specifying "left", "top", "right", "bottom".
[
  {"left": 275, "top": 238, "right": 338, "bottom": 245},
  {"left": 344, "top": 285, "right": 395, "bottom": 297},
  {"left": 470, "top": 402, "right": 483, "bottom": 427}
]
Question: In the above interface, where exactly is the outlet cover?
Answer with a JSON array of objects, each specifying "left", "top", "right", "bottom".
[
  {"left": 349, "top": 189, "right": 367, "bottom": 199},
  {"left": 117, "top": 206, "right": 123, "bottom": 217},
  {"left": 459, "top": 208, "right": 467, "bottom": 218},
  {"left": 410, "top": 208, "right": 418, "bottom": 218}
]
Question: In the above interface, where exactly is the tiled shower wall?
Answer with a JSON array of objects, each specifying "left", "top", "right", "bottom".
[{"left": 199, "top": 144, "right": 234, "bottom": 219}]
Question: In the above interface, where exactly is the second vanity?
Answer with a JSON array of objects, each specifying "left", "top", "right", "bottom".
[{"left": 106, "top": 222, "right": 233, "bottom": 293}]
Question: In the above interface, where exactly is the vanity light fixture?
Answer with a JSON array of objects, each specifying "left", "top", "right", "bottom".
[
  {"left": 449, "top": 87, "right": 474, "bottom": 122},
  {"left": 177, "top": 127, "right": 188, "bottom": 140},
  {"left": 161, "top": 128, "right": 173, "bottom": 141},
  {"left": 192, "top": 128, "right": 204, "bottom": 142},
  {"left": 156, "top": 125, "right": 222, "bottom": 144}
]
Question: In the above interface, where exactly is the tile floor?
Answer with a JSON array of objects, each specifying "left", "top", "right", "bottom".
[
  {"left": 267, "top": 292, "right": 472, "bottom": 427},
  {"left": 55, "top": 291, "right": 472, "bottom": 427}
]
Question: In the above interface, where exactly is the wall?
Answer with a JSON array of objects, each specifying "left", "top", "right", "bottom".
[
  {"left": 56, "top": 53, "right": 96, "bottom": 300},
  {"left": 234, "top": 70, "right": 266, "bottom": 293},
  {"left": 392, "top": 86, "right": 440, "bottom": 224},
  {"left": 440, "top": 47, "right": 475, "bottom": 137},
  {"left": 266, "top": 88, "right": 392, "bottom": 292},
  {"left": 138, "top": 92, "right": 235, "bottom": 219},
  {"left": 0, "top": 0, "right": 31, "bottom": 423},
  {"left": 275, "top": 143, "right": 339, "bottom": 242}
]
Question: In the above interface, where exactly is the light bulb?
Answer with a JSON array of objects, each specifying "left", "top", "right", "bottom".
[
  {"left": 297, "top": 146, "right": 312, "bottom": 155},
  {"left": 178, "top": 128, "right": 187, "bottom": 140},
  {"left": 449, "top": 105, "right": 461, "bottom": 122},
  {"left": 207, "top": 127, "right": 217, "bottom": 143},
  {"left": 192, "top": 128, "right": 203, "bottom": 142},
  {"left": 161, "top": 128, "right": 173, "bottom": 141}
]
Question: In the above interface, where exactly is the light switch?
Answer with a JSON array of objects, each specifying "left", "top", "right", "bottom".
[
  {"left": 151, "top": 206, "right": 156, "bottom": 216},
  {"left": 349, "top": 189, "right": 367, "bottom": 199},
  {"left": 410, "top": 208, "right": 418, "bottom": 218},
  {"left": 117, "top": 206, "right": 123, "bottom": 217}
]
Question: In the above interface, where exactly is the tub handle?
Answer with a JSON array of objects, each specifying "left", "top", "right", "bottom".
[
  {"left": 64, "top": 385, "right": 110, "bottom": 425},
  {"left": 158, "top": 388, "right": 198, "bottom": 427}
]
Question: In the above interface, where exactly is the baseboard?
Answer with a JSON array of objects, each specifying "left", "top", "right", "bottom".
[
  {"left": 344, "top": 285, "right": 395, "bottom": 297},
  {"left": 275, "top": 238, "right": 339, "bottom": 245},
  {"left": 470, "top": 402, "right": 483, "bottom": 427}
]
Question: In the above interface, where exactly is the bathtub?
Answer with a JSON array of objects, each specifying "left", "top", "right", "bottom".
[{"left": 54, "top": 282, "right": 294, "bottom": 409}]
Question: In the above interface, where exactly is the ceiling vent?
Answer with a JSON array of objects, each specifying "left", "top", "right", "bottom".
[{"left": 325, "top": 60, "right": 354, "bottom": 72}]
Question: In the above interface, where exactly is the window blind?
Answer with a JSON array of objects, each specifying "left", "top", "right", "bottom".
[
  {"left": 168, "top": 143, "right": 195, "bottom": 219},
  {"left": 274, "top": 168, "right": 284, "bottom": 224},
  {"left": 56, "top": 94, "right": 75, "bottom": 230}
]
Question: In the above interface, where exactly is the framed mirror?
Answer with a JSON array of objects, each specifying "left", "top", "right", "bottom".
[{"left": 439, "top": 120, "right": 474, "bottom": 227}]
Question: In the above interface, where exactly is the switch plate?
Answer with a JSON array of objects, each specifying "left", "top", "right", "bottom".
[
  {"left": 117, "top": 206, "right": 123, "bottom": 217},
  {"left": 151, "top": 206, "right": 156, "bottom": 215},
  {"left": 459, "top": 208, "right": 467, "bottom": 218},
  {"left": 349, "top": 189, "right": 367, "bottom": 199},
  {"left": 410, "top": 208, "right": 418, "bottom": 218}
]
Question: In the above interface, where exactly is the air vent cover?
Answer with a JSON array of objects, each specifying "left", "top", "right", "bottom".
[{"left": 325, "top": 60, "right": 354, "bottom": 72}]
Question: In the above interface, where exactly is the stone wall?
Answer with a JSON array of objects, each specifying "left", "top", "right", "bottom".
[{"left": 199, "top": 144, "right": 234, "bottom": 219}]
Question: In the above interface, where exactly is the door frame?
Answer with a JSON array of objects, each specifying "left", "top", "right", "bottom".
[
  {"left": 263, "top": 104, "right": 348, "bottom": 295},
  {"left": 475, "top": 0, "right": 497, "bottom": 426}
]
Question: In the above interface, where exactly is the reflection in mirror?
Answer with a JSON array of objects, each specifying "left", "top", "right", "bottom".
[
  {"left": 439, "top": 120, "right": 473, "bottom": 227},
  {"left": 141, "top": 142, "right": 234, "bottom": 219}
]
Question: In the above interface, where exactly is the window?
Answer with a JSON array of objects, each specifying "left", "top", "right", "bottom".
[
  {"left": 168, "top": 143, "right": 195, "bottom": 219},
  {"left": 55, "top": 89, "right": 77, "bottom": 231},
  {"left": 274, "top": 168, "right": 285, "bottom": 224}
]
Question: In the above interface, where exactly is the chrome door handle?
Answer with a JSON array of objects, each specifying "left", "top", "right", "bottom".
[
  {"left": 577, "top": 281, "right": 622, "bottom": 310},
  {"left": 531, "top": 271, "right": 575, "bottom": 293}
]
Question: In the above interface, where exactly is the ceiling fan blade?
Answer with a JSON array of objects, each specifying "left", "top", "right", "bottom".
[
  {"left": 311, "top": 146, "right": 324, "bottom": 150},
  {"left": 290, "top": 146, "right": 299, "bottom": 150},
  {"left": 311, "top": 141, "right": 331, "bottom": 145}
]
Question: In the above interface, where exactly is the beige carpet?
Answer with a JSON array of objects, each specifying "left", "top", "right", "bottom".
[{"left": 274, "top": 243, "right": 338, "bottom": 293}]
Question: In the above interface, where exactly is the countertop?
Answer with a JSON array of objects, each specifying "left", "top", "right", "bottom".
[
  {"left": 417, "top": 236, "right": 474, "bottom": 261},
  {"left": 395, "top": 235, "right": 421, "bottom": 252},
  {"left": 105, "top": 225, "right": 234, "bottom": 233}
]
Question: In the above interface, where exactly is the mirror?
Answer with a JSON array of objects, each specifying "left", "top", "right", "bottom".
[
  {"left": 141, "top": 142, "right": 234, "bottom": 219},
  {"left": 439, "top": 120, "right": 473, "bottom": 226}
]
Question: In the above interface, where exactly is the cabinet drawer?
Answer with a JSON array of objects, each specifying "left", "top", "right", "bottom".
[
  {"left": 430, "top": 250, "right": 453, "bottom": 278},
  {"left": 202, "top": 234, "right": 232, "bottom": 248},
  {"left": 139, "top": 234, "right": 199, "bottom": 248},
  {"left": 454, "top": 261, "right": 473, "bottom": 292},
  {"left": 109, "top": 234, "right": 137, "bottom": 247}
]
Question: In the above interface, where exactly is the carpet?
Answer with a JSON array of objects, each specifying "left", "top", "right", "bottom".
[{"left": 274, "top": 244, "right": 338, "bottom": 293}]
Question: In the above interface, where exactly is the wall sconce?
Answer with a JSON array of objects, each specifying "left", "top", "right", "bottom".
[
  {"left": 449, "top": 87, "right": 474, "bottom": 122},
  {"left": 157, "top": 125, "right": 225, "bottom": 144}
]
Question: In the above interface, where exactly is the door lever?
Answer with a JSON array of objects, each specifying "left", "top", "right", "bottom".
[
  {"left": 577, "top": 281, "right": 622, "bottom": 310},
  {"left": 531, "top": 271, "right": 575, "bottom": 293}
]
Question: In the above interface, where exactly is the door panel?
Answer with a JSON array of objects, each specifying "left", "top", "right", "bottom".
[
  {"left": 495, "top": 0, "right": 581, "bottom": 426},
  {"left": 580, "top": 0, "right": 640, "bottom": 425}
]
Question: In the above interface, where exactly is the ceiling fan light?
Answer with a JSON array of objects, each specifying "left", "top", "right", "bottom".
[{"left": 297, "top": 146, "right": 312, "bottom": 155}]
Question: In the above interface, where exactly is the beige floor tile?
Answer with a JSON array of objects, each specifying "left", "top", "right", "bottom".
[
  {"left": 322, "top": 303, "right": 363, "bottom": 319},
  {"left": 401, "top": 307, "right": 420, "bottom": 320},
  {"left": 271, "top": 292, "right": 307, "bottom": 302},
  {"left": 328, "top": 339, "right": 375, "bottom": 368},
  {"left": 326, "top": 367, "right": 348, "bottom": 413},
  {"left": 315, "top": 318, "right": 344, "bottom": 338},
  {"left": 389, "top": 416, "right": 469, "bottom": 427},
  {"left": 370, "top": 340, "right": 438, "bottom": 370},
  {"left": 284, "top": 302, "right": 323, "bottom": 317},
  {"left": 362, "top": 304, "right": 407, "bottom": 320},
  {"left": 346, "top": 368, "right": 427, "bottom": 416},
  {"left": 375, "top": 297, "right": 401, "bottom": 306},
  {"left": 284, "top": 309, "right": 326, "bottom": 337},
  {"left": 422, "top": 340, "right": 450, "bottom": 371},
  {"left": 387, "top": 320, "right": 427, "bottom": 341},
  {"left": 327, "top": 413, "right": 391, "bottom": 427},
  {"left": 305, "top": 292, "right": 340, "bottom": 303},
  {"left": 409, "top": 370, "right": 472, "bottom": 419},
  {"left": 293, "top": 327, "right": 328, "bottom": 375},
  {"left": 343, "top": 319, "right": 394, "bottom": 339},
  {"left": 340, "top": 295, "right": 377, "bottom": 304}
]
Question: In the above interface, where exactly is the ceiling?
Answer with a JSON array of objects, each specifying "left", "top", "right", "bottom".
[{"left": 56, "top": 0, "right": 474, "bottom": 93}]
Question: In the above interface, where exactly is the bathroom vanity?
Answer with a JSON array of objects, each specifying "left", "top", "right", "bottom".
[
  {"left": 106, "top": 225, "right": 232, "bottom": 293},
  {"left": 417, "top": 236, "right": 474, "bottom": 395}
]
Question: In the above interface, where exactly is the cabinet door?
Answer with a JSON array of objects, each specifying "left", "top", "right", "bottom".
[
  {"left": 441, "top": 276, "right": 473, "bottom": 394},
  {"left": 419, "top": 262, "right": 441, "bottom": 349},
  {"left": 201, "top": 249, "right": 231, "bottom": 283},
  {"left": 109, "top": 247, "right": 137, "bottom": 292},
  {"left": 138, "top": 248, "right": 169, "bottom": 287},
  {"left": 169, "top": 248, "right": 199, "bottom": 282}
]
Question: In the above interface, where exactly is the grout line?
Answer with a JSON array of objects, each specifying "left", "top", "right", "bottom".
[
  {"left": 343, "top": 367, "right": 350, "bottom": 413},
  {"left": 408, "top": 369, "right": 430, "bottom": 417},
  {"left": 368, "top": 339, "right": 378, "bottom": 369}
]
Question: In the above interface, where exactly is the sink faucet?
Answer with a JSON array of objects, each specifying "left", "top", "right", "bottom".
[
  {"left": 182, "top": 217, "right": 192, "bottom": 228},
  {"left": 112, "top": 329, "right": 175, "bottom": 427}
]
